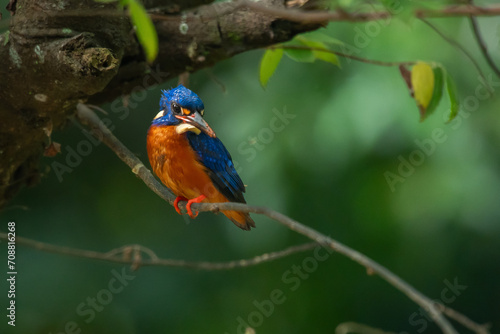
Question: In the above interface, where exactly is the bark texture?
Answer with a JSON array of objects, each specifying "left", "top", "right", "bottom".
[{"left": 0, "top": 0, "right": 318, "bottom": 207}]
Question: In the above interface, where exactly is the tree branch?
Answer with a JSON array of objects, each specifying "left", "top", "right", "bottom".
[
  {"left": 420, "top": 18, "right": 490, "bottom": 92},
  {"left": 0, "top": 231, "right": 318, "bottom": 270},
  {"left": 75, "top": 104, "right": 489, "bottom": 334},
  {"left": 89, "top": 0, "right": 320, "bottom": 104},
  {"left": 466, "top": 1, "right": 500, "bottom": 78},
  {"left": 441, "top": 306, "right": 491, "bottom": 334},
  {"left": 269, "top": 45, "right": 416, "bottom": 67},
  {"left": 238, "top": 1, "right": 500, "bottom": 24}
]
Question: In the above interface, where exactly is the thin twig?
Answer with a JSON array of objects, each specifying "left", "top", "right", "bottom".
[
  {"left": 441, "top": 304, "right": 491, "bottom": 334},
  {"left": 0, "top": 232, "right": 318, "bottom": 270},
  {"left": 420, "top": 18, "right": 491, "bottom": 92},
  {"left": 238, "top": 1, "right": 500, "bottom": 24},
  {"left": 269, "top": 45, "right": 415, "bottom": 67},
  {"left": 73, "top": 104, "right": 486, "bottom": 334},
  {"left": 467, "top": 0, "right": 500, "bottom": 79}
]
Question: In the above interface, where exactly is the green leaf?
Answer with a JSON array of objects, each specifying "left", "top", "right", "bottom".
[
  {"left": 259, "top": 48, "right": 283, "bottom": 88},
  {"left": 313, "top": 49, "right": 339, "bottom": 66},
  {"left": 295, "top": 37, "right": 339, "bottom": 66},
  {"left": 423, "top": 65, "right": 444, "bottom": 120},
  {"left": 283, "top": 41, "right": 315, "bottom": 63},
  {"left": 125, "top": 0, "right": 158, "bottom": 63},
  {"left": 444, "top": 72, "right": 460, "bottom": 122},
  {"left": 299, "top": 31, "right": 344, "bottom": 46},
  {"left": 338, "top": 0, "right": 355, "bottom": 7}
]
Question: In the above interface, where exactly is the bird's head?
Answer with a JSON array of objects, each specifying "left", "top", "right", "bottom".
[{"left": 152, "top": 85, "right": 216, "bottom": 138}]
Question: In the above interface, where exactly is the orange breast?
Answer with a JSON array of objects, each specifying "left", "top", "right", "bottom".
[
  {"left": 147, "top": 126, "right": 214, "bottom": 199},
  {"left": 147, "top": 125, "right": 254, "bottom": 229}
]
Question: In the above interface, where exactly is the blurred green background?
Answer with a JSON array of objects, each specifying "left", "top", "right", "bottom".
[{"left": 1, "top": 8, "right": 500, "bottom": 334}]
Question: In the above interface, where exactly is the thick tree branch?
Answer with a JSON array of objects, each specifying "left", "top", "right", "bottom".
[
  {"left": 75, "top": 104, "right": 488, "bottom": 334},
  {"left": 89, "top": 0, "right": 319, "bottom": 104}
]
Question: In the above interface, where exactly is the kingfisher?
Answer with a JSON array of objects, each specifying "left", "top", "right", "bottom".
[{"left": 147, "top": 85, "right": 255, "bottom": 230}]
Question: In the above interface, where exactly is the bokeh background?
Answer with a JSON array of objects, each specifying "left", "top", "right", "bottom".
[{"left": 1, "top": 5, "right": 500, "bottom": 334}]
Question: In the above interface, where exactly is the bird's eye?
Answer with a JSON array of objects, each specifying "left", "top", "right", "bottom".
[{"left": 171, "top": 103, "right": 181, "bottom": 115}]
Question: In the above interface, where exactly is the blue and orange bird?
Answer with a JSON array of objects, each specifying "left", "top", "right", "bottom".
[{"left": 147, "top": 85, "right": 255, "bottom": 230}]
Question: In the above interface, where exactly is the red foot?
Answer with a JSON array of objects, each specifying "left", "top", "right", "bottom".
[
  {"left": 186, "top": 195, "right": 206, "bottom": 218},
  {"left": 173, "top": 196, "right": 188, "bottom": 215}
]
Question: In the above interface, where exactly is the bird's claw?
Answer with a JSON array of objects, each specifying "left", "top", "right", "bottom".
[
  {"left": 173, "top": 195, "right": 206, "bottom": 218},
  {"left": 173, "top": 196, "right": 188, "bottom": 215},
  {"left": 186, "top": 195, "right": 206, "bottom": 219}
]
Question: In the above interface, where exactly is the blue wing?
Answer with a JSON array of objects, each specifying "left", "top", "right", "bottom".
[{"left": 186, "top": 132, "right": 246, "bottom": 203}]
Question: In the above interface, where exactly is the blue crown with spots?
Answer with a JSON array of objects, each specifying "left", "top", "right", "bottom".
[{"left": 159, "top": 85, "right": 205, "bottom": 112}]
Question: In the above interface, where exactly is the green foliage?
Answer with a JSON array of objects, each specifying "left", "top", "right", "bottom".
[
  {"left": 123, "top": 0, "right": 158, "bottom": 63},
  {"left": 259, "top": 32, "right": 341, "bottom": 88},
  {"left": 259, "top": 48, "right": 283, "bottom": 88},
  {"left": 423, "top": 65, "right": 444, "bottom": 121},
  {"left": 294, "top": 36, "right": 339, "bottom": 66},
  {"left": 399, "top": 61, "right": 460, "bottom": 123},
  {"left": 282, "top": 34, "right": 340, "bottom": 65},
  {"left": 298, "top": 31, "right": 344, "bottom": 46},
  {"left": 444, "top": 71, "right": 460, "bottom": 122},
  {"left": 95, "top": 0, "right": 159, "bottom": 63},
  {"left": 283, "top": 43, "right": 316, "bottom": 63}
]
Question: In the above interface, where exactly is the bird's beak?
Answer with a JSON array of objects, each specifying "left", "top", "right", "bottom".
[{"left": 176, "top": 109, "right": 216, "bottom": 138}]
